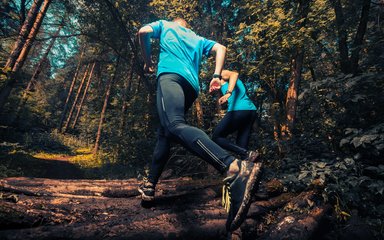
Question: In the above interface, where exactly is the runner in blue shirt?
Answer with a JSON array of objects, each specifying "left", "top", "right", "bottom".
[
  {"left": 210, "top": 69, "right": 259, "bottom": 160},
  {"left": 137, "top": 18, "right": 260, "bottom": 232}
]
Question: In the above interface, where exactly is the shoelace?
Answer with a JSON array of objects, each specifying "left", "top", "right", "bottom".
[{"left": 222, "top": 182, "right": 231, "bottom": 213}]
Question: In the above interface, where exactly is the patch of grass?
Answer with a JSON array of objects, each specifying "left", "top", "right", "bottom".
[
  {"left": 70, "top": 151, "right": 102, "bottom": 169},
  {"left": 75, "top": 148, "right": 92, "bottom": 154},
  {"left": 32, "top": 152, "right": 68, "bottom": 160}
]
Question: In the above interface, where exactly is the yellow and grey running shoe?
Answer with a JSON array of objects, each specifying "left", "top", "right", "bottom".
[{"left": 222, "top": 159, "right": 262, "bottom": 231}]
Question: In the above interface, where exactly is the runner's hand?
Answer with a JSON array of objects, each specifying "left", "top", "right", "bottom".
[
  {"left": 218, "top": 94, "right": 230, "bottom": 105},
  {"left": 209, "top": 78, "right": 221, "bottom": 93}
]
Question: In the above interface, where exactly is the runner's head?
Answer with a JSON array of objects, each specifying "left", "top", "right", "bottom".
[{"left": 173, "top": 18, "right": 188, "bottom": 28}]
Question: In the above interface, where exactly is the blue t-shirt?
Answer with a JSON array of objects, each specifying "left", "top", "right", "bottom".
[
  {"left": 147, "top": 20, "right": 216, "bottom": 94},
  {"left": 221, "top": 79, "right": 256, "bottom": 111}
]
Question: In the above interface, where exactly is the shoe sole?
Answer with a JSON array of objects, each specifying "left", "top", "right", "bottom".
[
  {"left": 230, "top": 162, "right": 262, "bottom": 231},
  {"left": 138, "top": 188, "right": 155, "bottom": 202}
]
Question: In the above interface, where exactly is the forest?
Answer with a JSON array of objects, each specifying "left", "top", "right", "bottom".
[{"left": 0, "top": 0, "right": 383, "bottom": 239}]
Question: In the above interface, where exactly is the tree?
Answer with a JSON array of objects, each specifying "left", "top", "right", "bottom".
[
  {"left": 284, "top": 0, "right": 311, "bottom": 137},
  {"left": 62, "top": 63, "right": 90, "bottom": 133},
  {"left": 0, "top": 0, "right": 53, "bottom": 111},
  {"left": 3, "top": 0, "right": 44, "bottom": 71},
  {"left": 59, "top": 47, "right": 86, "bottom": 130},
  {"left": 14, "top": 22, "right": 64, "bottom": 121},
  {"left": 93, "top": 57, "right": 120, "bottom": 154},
  {"left": 72, "top": 62, "right": 96, "bottom": 129},
  {"left": 331, "top": 0, "right": 372, "bottom": 74}
]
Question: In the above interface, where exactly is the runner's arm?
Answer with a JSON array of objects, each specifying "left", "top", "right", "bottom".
[{"left": 138, "top": 26, "right": 155, "bottom": 73}]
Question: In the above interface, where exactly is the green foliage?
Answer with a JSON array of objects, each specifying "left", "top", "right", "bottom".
[
  {"left": 0, "top": 0, "right": 383, "bottom": 236},
  {"left": 340, "top": 124, "right": 384, "bottom": 157},
  {"left": 149, "top": 0, "right": 200, "bottom": 23}
]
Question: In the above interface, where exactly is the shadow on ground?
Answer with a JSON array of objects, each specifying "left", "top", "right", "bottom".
[{"left": 0, "top": 152, "right": 85, "bottom": 179}]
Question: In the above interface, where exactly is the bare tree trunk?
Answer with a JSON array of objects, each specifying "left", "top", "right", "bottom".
[
  {"left": 3, "top": 0, "right": 43, "bottom": 70},
  {"left": 94, "top": 57, "right": 121, "bottom": 154},
  {"left": 59, "top": 48, "right": 86, "bottom": 130},
  {"left": 283, "top": 0, "right": 310, "bottom": 138},
  {"left": 72, "top": 62, "right": 96, "bottom": 129},
  {"left": 350, "top": 0, "right": 371, "bottom": 74},
  {"left": 119, "top": 57, "right": 134, "bottom": 137},
  {"left": 194, "top": 98, "right": 204, "bottom": 128},
  {"left": 271, "top": 101, "right": 285, "bottom": 154},
  {"left": 284, "top": 48, "right": 304, "bottom": 137},
  {"left": 15, "top": 23, "right": 63, "bottom": 119},
  {"left": 62, "top": 64, "right": 90, "bottom": 133},
  {"left": 0, "top": 0, "right": 52, "bottom": 112},
  {"left": 331, "top": 0, "right": 371, "bottom": 74},
  {"left": 20, "top": 0, "right": 27, "bottom": 25},
  {"left": 12, "top": 0, "right": 52, "bottom": 72},
  {"left": 331, "top": 0, "right": 351, "bottom": 74}
]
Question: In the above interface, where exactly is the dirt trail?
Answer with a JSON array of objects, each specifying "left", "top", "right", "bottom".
[{"left": 0, "top": 157, "right": 330, "bottom": 239}]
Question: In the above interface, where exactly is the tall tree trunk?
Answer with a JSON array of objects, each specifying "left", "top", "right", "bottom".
[
  {"left": 13, "top": 24, "right": 63, "bottom": 122},
  {"left": 331, "top": 0, "right": 351, "bottom": 74},
  {"left": 119, "top": 57, "right": 134, "bottom": 137},
  {"left": 72, "top": 62, "right": 96, "bottom": 129},
  {"left": 62, "top": 64, "right": 90, "bottom": 133},
  {"left": 3, "top": 0, "right": 43, "bottom": 70},
  {"left": 350, "top": 0, "right": 372, "bottom": 74},
  {"left": 12, "top": 0, "right": 52, "bottom": 72},
  {"left": 17, "top": 23, "right": 64, "bottom": 106},
  {"left": 59, "top": 48, "right": 85, "bottom": 130},
  {"left": 283, "top": 0, "right": 310, "bottom": 138},
  {"left": 0, "top": 0, "right": 52, "bottom": 112},
  {"left": 94, "top": 57, "right": 121, "bottom": 154},
  {"left": 284, "top": 48, "right": 305, "bottom": 137},
  {"left": 20, "top": 0, "right": 27, "bottom": 25},
  {"left": 194, "top": 98, "right": 204, "bottom": 128},
  {"left": 271, "top": 101, "right": 284, "bottom": 153}
]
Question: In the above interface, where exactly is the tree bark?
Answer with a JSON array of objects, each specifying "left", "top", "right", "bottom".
[
  {"left": 119, "top": 57, "right": 134, "bottom": 137},
  {"left": 3, "top": 0, "right": 43, "bottom": 71},
  {"left": 331, "top": 0, "right": 372, "bottom": 74},
  {"left": 350, "top": 0, "right": 372, "bottom": 74},
  {"left": 93, "top": 57, "right": 121, "bottom": 154},
  {"left": 284, "top": 48, "right": 304, "bottom": 136},
  {"left": 283, "top": 0, "right": 310, "bottom": 137},
  {"left": 12, "top": 0, "right": 52, "bottom": 72},
  {"left": 19, "top": 0, "right": 27, "bottom": 25},
  {"left": 331, "top": 0, "right": 351, "bottom": 74},
  {"left": 62, "top": 64, "right": 90, "bottom": 133},
  {"left": 72, "top": 62, "right": 96, "bottom": 129},
  {"left": 0, "top": 0, "right": 52, "bottom": 112},
  {"left": 14, "top": 23, "right": 63, "bottom": 121},
  {"left": 194, "top": 98, "right": 204, "bottom": 128},
  {"left": 59, "top": 48, "right": 86, "bottom": 130}
]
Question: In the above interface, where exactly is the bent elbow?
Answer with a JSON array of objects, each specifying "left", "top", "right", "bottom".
[
  {"left": 138, "top": 26, "right": 153, "bottom": 36},
  {"left": 138, "top": 28, "right": 146, "bottom": 36}
]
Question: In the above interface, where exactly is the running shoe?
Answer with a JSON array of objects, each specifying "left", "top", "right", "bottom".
[
  {"left": 222, "top": 159, "right": 262, "bottom": 231},
  {"left": 138, "top": 180, "right": 155, "bottom": 201}
]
